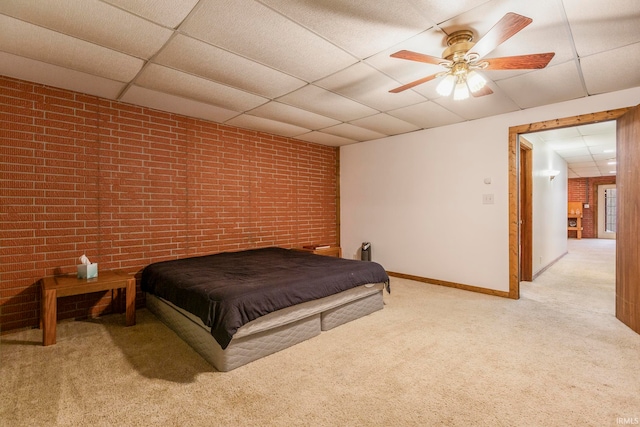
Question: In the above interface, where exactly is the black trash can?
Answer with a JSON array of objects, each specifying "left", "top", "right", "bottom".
[{"left": 361, "top": 242, "right": 371, "bottom": 261}]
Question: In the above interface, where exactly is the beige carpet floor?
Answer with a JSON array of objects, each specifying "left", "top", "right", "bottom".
[{"left": 1, "top": 239, "right": 639, "bottom": 426}]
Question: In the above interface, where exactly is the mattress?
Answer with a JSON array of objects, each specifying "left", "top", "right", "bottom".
[{"left": 146, "top": 283, "right": 385, "bottom": 371}]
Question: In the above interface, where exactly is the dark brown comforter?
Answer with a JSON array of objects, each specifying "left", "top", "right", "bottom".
[{"left": 141, "top": 247, "right": 389, "bottom": 349}]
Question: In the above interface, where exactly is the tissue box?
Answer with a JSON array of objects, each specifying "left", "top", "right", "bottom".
[{"left": 77, "top": 263, "right": 98, "bottom": 279}]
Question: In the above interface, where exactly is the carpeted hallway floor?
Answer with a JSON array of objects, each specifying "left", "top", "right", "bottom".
[{"left": 1, "top": 238, "right": 638, "bottom": 426}]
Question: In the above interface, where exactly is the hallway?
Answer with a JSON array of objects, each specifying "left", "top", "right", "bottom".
[{"left": 522, "top": 237, "right": 616, "bottom": 316}]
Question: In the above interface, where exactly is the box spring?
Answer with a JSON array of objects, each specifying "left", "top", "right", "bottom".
[{"left": 145, "top": 283, "right": 384, "bottom": 371}]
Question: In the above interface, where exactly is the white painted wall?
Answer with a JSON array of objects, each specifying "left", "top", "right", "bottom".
[
  {"left": 340, "top": 86, "right": 640, "bottom": 293},
  {"left": 530, "top": 139, "right": 568, "bottom": 275}
]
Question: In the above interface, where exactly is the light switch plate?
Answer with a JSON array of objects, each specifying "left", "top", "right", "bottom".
[{"left": 483, "top": 194, "right": 494, "bottom": 204}]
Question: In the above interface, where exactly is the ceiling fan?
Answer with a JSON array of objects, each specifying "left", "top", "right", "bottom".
[{"left": 389, "top": 12, "right": 555, "bottom": 100}]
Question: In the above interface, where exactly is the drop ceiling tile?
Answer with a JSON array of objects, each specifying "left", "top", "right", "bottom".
[
  {"left": 568, "top": 170, "right": 579, "bottom": 178},
  {"left": 388, "top": 101, "right": 465, "bottom": 129},
  {"left": 411, "top": 0, "right": 493, "bottom": 24},
  {"left": 365, "top": 28, "right": 450, "bottom": 87},
  {"left": 225, "top": 114, "right": 310, "bottom": 138},
  {"left": 0, "top": 51, "right": 125, "bottom": 100},
  {"left": 295, "top": 132, "right": 357, "bottom": 147},
  {"left": 533, "top": 127, "right": 581, "bottom": 141},
  {"left": 277, "top": 85, "right": 378, "bottom": 122},
  {"left": 595, "top": 159, "right": 617, "bottom": 168},
  {"left": 248, "top": 102, "right": 340, "bottom": 130},
  {"left": 320, "top": 123, "right": 387, "bottom": 142},
  {"left": 571, "top": 166, "right": 602, "bottom": 176},
  {"left": 433, "top": 82, "right": 520, "bottom": 120},
  {"left": 120, "top": 85, "right": 240, "bottom": 123},
  {"left": 557, "top": 149, "right": 591, "bottom": 159},
  {"left": 577, "top": 121, "right": 616, "bottom": 136},
  {"left": 0, "top": 14, "right": 144, "bottom": 82},
  {"left": 350, "top": 114, "right": 420, "bottom": 135},
  {"left": 0, "top": 0, "right": 172, "bottom": 59},
  {"left": 563, "top": 0, "right": 640, "bottom": 57},
  {"left": 583, "top": 134, "right": 615, "bottom": 147},
  {"left": 546, "top": 136, "right": 585, "bottom": 151},
  {"left": 135, "top": 64, "right": 269, "bottom": 112},
  {"left": 589, "top": 144, "right": 617, "bottom": 156},
  {"left": 496, "top": 61, "right": 586, "bottom": 109},
  {"left": 260, "top": 0, "right": 430, "bottom": 59},
  {"left": 154, "top": 35, "right": 305, "bottom": 98},
  {"left": 570, "top": 161, "right": 598, "bottom": 168},
  {"left": 591, "top": 152, "right": 616, "bottom": 161},
  {"left": 179, "top": 0, "right": 357, "bottom": 82},
  {"left": 581, "top": 43, "right": 640, "bottom": 95},
  {"left": 316, "top": 62, "right": 427, "bottom": 111},
  {"left": 102, "top": 0, "right": 199, "bottom": 28}
]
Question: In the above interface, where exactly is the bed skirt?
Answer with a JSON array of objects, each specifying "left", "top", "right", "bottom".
[{"left": 145, "top": 283, "right": 385, "bottom": 371}]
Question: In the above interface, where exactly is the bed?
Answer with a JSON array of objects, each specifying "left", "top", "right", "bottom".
[{"left": 141, "top": 247, "right": 390, "bottom": 371}]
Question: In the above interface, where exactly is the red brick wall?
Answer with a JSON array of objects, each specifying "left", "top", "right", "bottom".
[
  {"left": 568, "top": 176, "right": 616, "bottom": 238},
  {"left": 0, "top": 76, "right": 338, "bottom": 332}
]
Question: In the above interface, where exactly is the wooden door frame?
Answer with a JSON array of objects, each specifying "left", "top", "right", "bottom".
[{"left": 508, "top": 108, "right": 630, "bottom": 299}]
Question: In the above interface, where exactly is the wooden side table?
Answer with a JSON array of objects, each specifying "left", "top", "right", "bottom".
[
  {"left": 40, "top": 270, "right": 136, "bottom": 346},
  {"left": 297, "top": 246, "right": 342, "bottom": 258}
]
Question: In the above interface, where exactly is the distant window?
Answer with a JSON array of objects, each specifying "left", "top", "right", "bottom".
[{"left": 605, "top": 188, "right": 616, "bottom": 233}]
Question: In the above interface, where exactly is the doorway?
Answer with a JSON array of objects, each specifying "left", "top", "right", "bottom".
[{"left": 507, "top": 107, "right": 630, "bottom": 299}]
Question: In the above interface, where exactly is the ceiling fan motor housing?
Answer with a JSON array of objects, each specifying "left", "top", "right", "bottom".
[{"left": 442, "top": 30, "right": 475, "bottom": 61}]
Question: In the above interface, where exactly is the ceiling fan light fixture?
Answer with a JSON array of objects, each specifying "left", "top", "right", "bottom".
[
  {"left": 436, "top": 74, "right": 456, "bottom": 96},
  {"left": 466, "top": 70, "right": 486, "bottom": 93},
  {"left": 453, "top": 81, "right": 469, "bottom": 101}
]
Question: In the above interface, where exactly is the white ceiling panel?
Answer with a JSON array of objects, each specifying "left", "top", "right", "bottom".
[
  {"left": 316, "top": 62, "right": 426, "bottom": 111},
  {"left": 563, "top": 0, "right": 640, "bottom": 57},
  {"left": 555, "top": 147, "right": 591, "bottom": 158},
  {"left": 350, "top": 114, "right": 421, "bottom": 135},
  {"left": 277, "top": 85, "right": 379, "bottom": 122},
  {"left": 295, "top": 131, "right": 357, "bottom": 147},
  {"left": 225, "top": 114, "right": 310, "bottom": 138},
  {"left": 433, "top": 82, "right": 520, "bottom": 120},
  {"left": 412, "top": 0, "right": 494, "bottom": 24},
  {"left": 545, "top": 136, "right": 585, "bottom": 151},
  {"left": 0, "top": 0, "right": 172, "bottom": 59},
  {"left": 572, "top": 161, "right": 603, "bottom": 168},
  {"left": 595, "top": 159, "right": 617, "bottom": 168},
  {"left": 250, "top": 101, "right": 341, "bottom": 130},
  {"left": 388, "top": 101, "right": 465, "bottom": 129},
  {"left": 365, "top": 28, "right": 448, "bottom": 85},
  {"left": 261, "top": 0, "right": 430, "bottom": 59},
  {"left": 534, "top": 127, "right": 581, "bottom": 141},
  {"left": 248, "top": 102, "right": 340, "bottom": 130},
  {"left": 135, "top": 64, "right": 269, "bottom": 112},
  {"left": 571, "top": 167, "right": 602, "bottom": 176},
  {"left": 562, "top": 155, "right": 595, "bottom": 163},
  {"left": 571, "top": 167, "right": 602, "bottom": 178},
  {"left": 320, "top": 123, "right": 387, "bottom": 142},
  {"left": 179, "top": 0, "right": 357, "bottom": 81},
  {"left": 581, "top": 42, "right": 640, "bottom": 95},
  {"left": 120, "top": 85, "right": 240, "bottom": 123},
  {"left": 0, "top": 14, "right": 144, "bottom": 82},
  {"left": 591, "top": 152, "right": 616, "bottom": 161},
  {"left": 102, "top": 0, "right": 199, "bottom": 28},
  {"left": 0, "top": 51, "right": 125, "bottom": 100},
  {"left": 154, "top": 34, "right": 306, "bottom": 98},
  {"left": 577, "top": 121, "right": 616, "bottom": 135},
  {"left": 583, "top": 133, "right": 615, "bottom": 147},
  {"left": 496, "top": 61, "right": 586, "bottom": 109}
]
